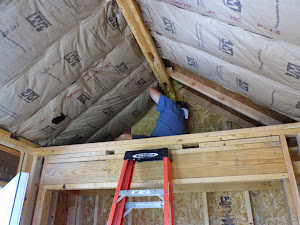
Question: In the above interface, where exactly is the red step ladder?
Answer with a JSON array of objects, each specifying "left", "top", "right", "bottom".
[{"left": 107, "top": 148, "right": 174, "bottom": 225}]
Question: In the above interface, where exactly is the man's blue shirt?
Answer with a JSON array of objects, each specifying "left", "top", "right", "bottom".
[{"left": 151, "top": 94, "right": 188, "bottom": 137}]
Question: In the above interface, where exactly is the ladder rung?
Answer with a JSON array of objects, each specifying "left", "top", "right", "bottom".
[
  {"left": 119, "top": 189, "right": 164, "bottom": 197},
  {"left": 125, "top": 201, "right": 164, "bottom": 209}
]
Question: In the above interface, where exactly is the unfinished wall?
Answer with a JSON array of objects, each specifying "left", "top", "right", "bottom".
[{"left": 51, "top": 190, "right": 288, "bottom": 224}]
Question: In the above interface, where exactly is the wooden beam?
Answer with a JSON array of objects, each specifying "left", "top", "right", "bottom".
[
  {"left": 0, "top": 129, "right": 38, "bottom": 154},
  {"left": 116, "top": 0, "right": 175, "bottom": 95},
  {"left": 47, "top": 191, "right": 58, "bottom": 225},
  {"left": 33, "top": 122, "right": 300, "bottom": 156},
  {"left": 0, "top": 144, "right": 21, "bottom": 156},
  {"left": 32, "top": 156, "right": 49, "bottom": 225},
  {"left": 282, "top": 179, "right": 299, "bottom": 225},
  {"left": 179, "top": 88, "right": 256, "bottom": 128},
  {"left": 244, "top": 191, "right": 254, "bottom": 225},
  {"left": 202, "top": 192, "right": 209, "bottom": 225},
  {"left": 20, "top": 156, "right": 43, "bottom": 225},
  {"left": 93, "top": 195, "right": 99, "bottom": 225},
  {"left": 280, "top": 135, "right": 300, "bottom": 222},
  {"left": 170, "top": 70, "right": 282, "bottom": 125}
]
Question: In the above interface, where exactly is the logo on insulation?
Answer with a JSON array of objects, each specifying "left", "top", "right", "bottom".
[
  {"left": 114, "top": 62, "right": 128, "bottom": 74},
  {"left": 64, "top": 51, "right": 81, "bottom": 67},
  {"left": 103, "top": 106, "right": 115, "bottom": 116},
  {"left": 286, "top": 62, "right": 300, "bottom": 80},
  {"left": 19, "top": 88, "right": 40, "bottom": 103},
  {"left": 236, "top": 78, "right": 249, "bottom": 92},
  {"left": 162, "top": 17, "right": 176, "bottom": 35},
  {"left": 219, "top": 38, "right": 234, "bottom": 56},
  {"left": 26, "top": 11, "right": 51, "bottom": 32},
  {"left": 107, "top": 15, "right": 118, "bottom": 30},
  {"left": 225, "top": 0, "right": 242, "bottom": 12},
  {"left": 186, "top": 56, "right": 198, "bottom": 69},
  {"left": 77, "top": 92, "right": 91, "bottom": 104}
]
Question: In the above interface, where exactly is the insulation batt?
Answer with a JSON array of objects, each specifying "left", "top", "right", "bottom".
[
  {"left": 0, "top": 0, "right": 102, "bottom": 86},
  {"left": 160, "top": 0, "right": 300, "bottom": 47},
  {"left": 152, "top": 32, "right": 300, "bottom": 120},
  {"left": 43, "top": 62, "right": 156, "bottom": 146},
  {"left": 138, "top": 0, "right": 300, "bottom": 92},
  {"left": 0, "top": 1, "right": 128, "bottom": 131},
  {"left": 85, "top": 82, "right": 158, "bottom": 143},
  {"left": 14, "top": 35, "right": 145, "bottom": 142}
]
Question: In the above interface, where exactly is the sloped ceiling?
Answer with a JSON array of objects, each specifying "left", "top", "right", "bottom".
[
  {"left": 137, "top": 0, "right": 300, "bottom": 121},
  {"left": 0, "top": 0, "right": 157, "bottom": 146},
  {"left": 1, "top": 0, "right": 299, "bottom": 146}
]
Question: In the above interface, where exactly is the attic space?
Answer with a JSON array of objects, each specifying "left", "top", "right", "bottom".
[{"left": 1, "top": 0, "right": 300, "bottom": 224}]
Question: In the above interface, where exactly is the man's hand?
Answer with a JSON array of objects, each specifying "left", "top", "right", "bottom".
[
  {"left": 149, "top": 88, "right": 161, "bottom": 104},
  {"left": 115, "top": 134, "right": 133, "bottom": 141}
]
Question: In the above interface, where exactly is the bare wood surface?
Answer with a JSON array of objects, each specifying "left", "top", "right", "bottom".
[
  {"left": 20, "top": 156, "right": 43, "bottom": 225},
  {"left": 116, "top": 0, "right": 175, "bottom": 95},
  {"left": 171, "top": 70, "right": 281, "bottom": 125},
  {"left": 179, "top": 88, "right": 255, "bottom": 128},
  {"left": 280, "top": 135, "right": 300, "bottom": 222},
  {"left": 202, "top": 192, "right": 209, "bottom": 225},
  {"left": 282, "top": 179, "right": 299, "bottom": 225},
  {"left": 43, "top": 146, "right": 286, "bottom": 186},
  {"left": 244, "top": 191, "right": 254, "bottom": 225},
  {"left": 34, "top": 122, "right": 300, "bottom": 156},
  {"left": 47, "top": 191, "right": 58, "bottom": 225},
  {"left": 0, "top": 129, "right": 38, "bottom": 154},
  {"left": 32, "top": 156, "right": 49, "bottom": 225}
]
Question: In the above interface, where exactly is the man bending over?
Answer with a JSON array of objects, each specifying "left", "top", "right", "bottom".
[{"left": 116, "top": 87, "right": 188, "bottom": 140}]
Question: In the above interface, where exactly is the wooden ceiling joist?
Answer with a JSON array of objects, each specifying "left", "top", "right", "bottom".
[
  {"left": 170, "top": 70, "right": 282, "bottom": 126},
  {"left": 116, "top": 0, "right": 175, "bottom": 95},
  {"left": 178, "top": 87, "right": 256, "bottom": 128}
]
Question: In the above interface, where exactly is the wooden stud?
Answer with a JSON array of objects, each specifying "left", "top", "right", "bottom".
[
  {"left": 32, "top": 156, "right": 49, "bottom": 225},
  {"left": 280, "top": 135, "right": 300, "bottom": 222},
  {"left": 170, "top": 70, "right": 282, "bottom": 125},
  {"left": 66, "top": 194, "right": 78, "bottom": 225},
  {"left": 47, "top": 191, "right": 59, "bottom": 225},
  {"left": 202, "top": 192, "right": 209, "bottom": 225},
  {"left": 282, "top": 179, "right": 299, "bottom": 225},
  {"left": 93, "top": 195, "right": 99, "bottom": 225},
  {"left": 75, "top": 195, "right": 84, "bottom": 225},
  {"left": 20, "top": 156, "right": 43, "bottom": 225},
  {"left": 244, "top": 191, "right": 254, "bottom": 225}
]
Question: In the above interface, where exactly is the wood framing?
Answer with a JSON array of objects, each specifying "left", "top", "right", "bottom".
[
  {"left": 115, "top": 0, "right": 175, "bottom": 95},
  {"left": 178, "top": 87, "right": 256, "bottom": 128},
  {"left": 29, "top": 122, "right": 300, "bottom": 224},
  {"left": 170, "top": 70, "right": 282, "bottom": 126},
  {"left": 0, "top": 128, "right": 43, "bottom": 225}
]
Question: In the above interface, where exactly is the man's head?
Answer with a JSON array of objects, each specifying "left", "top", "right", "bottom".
[
  {"left": 176, "top": 101, "right": 189, "bottom": 119},
  {"left": 176, "top": 101, "right": 188, "bottom": 109}
]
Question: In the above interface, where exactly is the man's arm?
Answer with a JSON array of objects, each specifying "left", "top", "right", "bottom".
[{"left": 149, "top": 88, "right": 161, "bottom": 104}]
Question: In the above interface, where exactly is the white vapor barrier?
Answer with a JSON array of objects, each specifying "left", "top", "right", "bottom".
[
  {"left": 0, "top": 1, "right": 128, "bottom": 131},
  {"left": 152, "top": 32, "right": 300, "bottom": 120},
  {"left": 85, "top": 82, "right": 157, "bottom": 143},
  {"left": 160, "top": 0, "right": 300, "bottom": 46},
  {"left": 15, "top": 35, "right": 144, "bottom": 141},
  {"left": 0, "top": 0, "right": 102, "bottom": 86},
  {"left": 138, "top": 0, "right": 300, "bottom": 92},
  {"left": 41, "top": 63, "right": 156, "bottom": 146}
]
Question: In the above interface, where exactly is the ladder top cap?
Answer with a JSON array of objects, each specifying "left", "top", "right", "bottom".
[{"left": 124, "top": 148, "right": 172, "bottom": 162}]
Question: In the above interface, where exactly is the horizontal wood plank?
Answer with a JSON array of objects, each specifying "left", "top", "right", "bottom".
[{"left": 44, "top": 147, "right": 286, "bottom": 185}]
